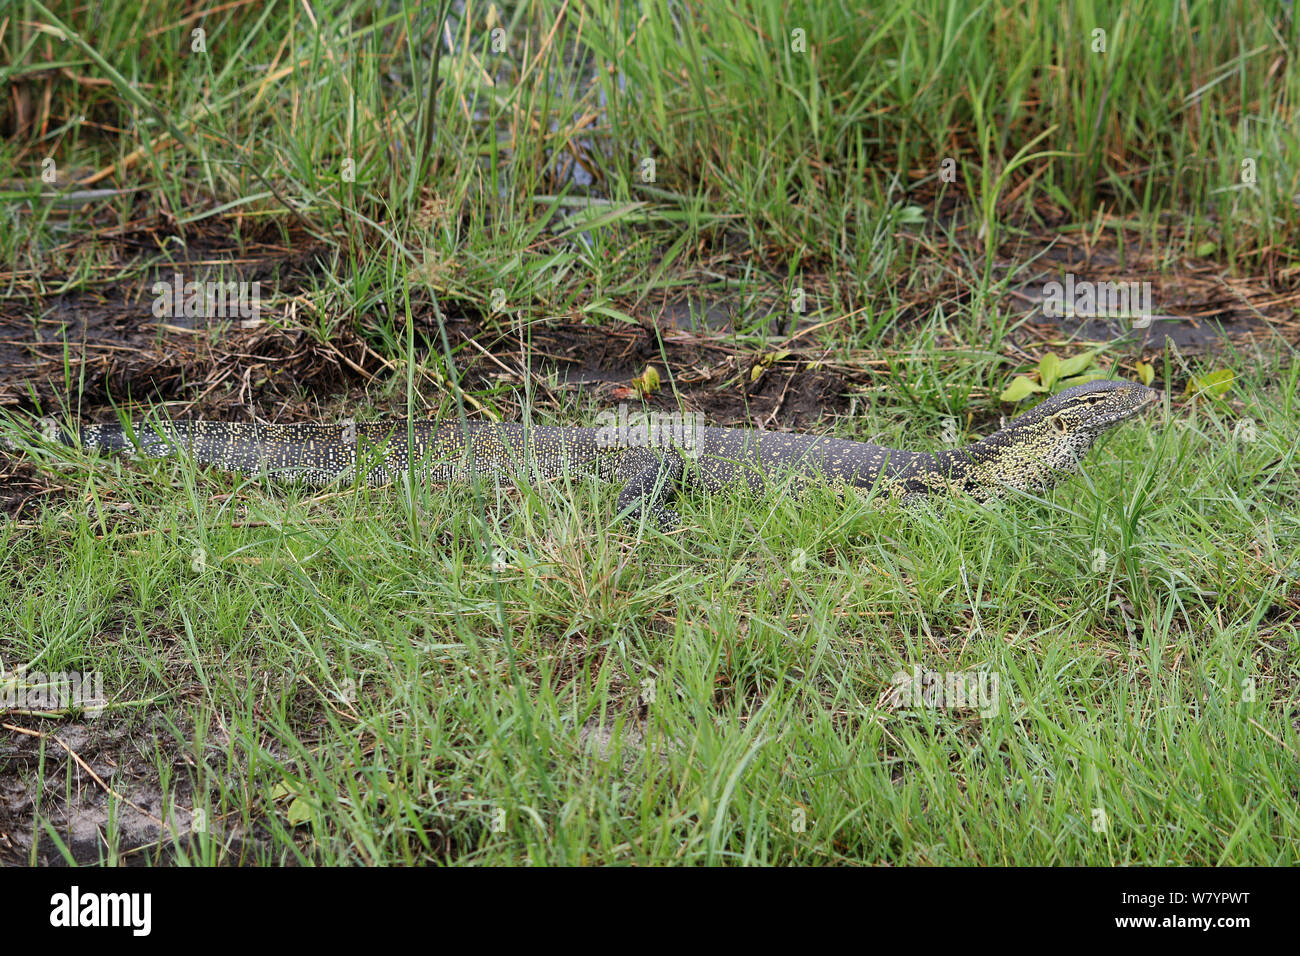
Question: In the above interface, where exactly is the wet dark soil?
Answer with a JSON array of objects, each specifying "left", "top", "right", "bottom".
[{"left": 0, "top": 716, "right": 256, "bottom": 866}]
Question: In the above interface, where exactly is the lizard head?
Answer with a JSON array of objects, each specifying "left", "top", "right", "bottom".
[{"left": 964, "top": 379, "right": 1159, "bottom": 494}]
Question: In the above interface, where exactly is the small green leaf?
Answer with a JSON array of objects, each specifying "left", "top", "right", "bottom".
[
  {"left": 287, "top": 796, "right": 312, "bottom": 826},
  {"left": 752, "top": 349, "right": 791, "bottom": 381},
  {"left": 1134, "top": 360, "right": 1155, "bottom": 386},
  {"left": 1186, "top": 369, "right": 1235, "bottom": 399},
  {"left": 634, "top": 365, "right": 661, "bottom": 396},
  {"left": 999, "top": 376, "right": 1046, "bottom": 402},
  {"left": 1037, "top": 352, "right": 1062, "bottom": 389},
  {"left": 1058, "top": 347, "right": 1103, "bottom": 379},
  {"left": 896, "top": 205, "right": 926, "bottom": 225},
  {"left": 1194, "top": 240, "right": 1218, "bottom": 257}
]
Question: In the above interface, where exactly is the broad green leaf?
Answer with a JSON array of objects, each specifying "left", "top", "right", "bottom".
[
  {"left": 1135, "top": 360, "right": 1155, "bottom": 386},
  {"left": 1000, "top": 376, "right": 1046, "bottom": 402},
  {"left": 287, "top": 796, "right": 312, "bottom": 826},
  {"left": 1186, "top": 369, "right": 1235, "bottom": 399},
  {"left": 1038, "top": 352, "right": 1062, "bottom": 389},
  {"left": 1058, "top": 347, "right": 1103, "bottom": 378}
]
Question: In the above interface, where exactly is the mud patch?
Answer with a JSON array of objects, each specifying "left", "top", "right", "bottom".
[
  {"left": 1000, "top": 231, "right": 1295, "bottom": 353},
  {"left": 511, "top": 319, "right": 855, "bottom": 428},
  {"left": 0, "top": 244, "right": 373, "bottom": 413},
  {"left": 0, "top": 716, "right": 260, "bottom": 865},
  {"left": 0, "top": 458, "right": 53, "bottom": 520}
]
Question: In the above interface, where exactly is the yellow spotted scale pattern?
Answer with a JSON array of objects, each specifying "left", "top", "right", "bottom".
[{"left": 72, "top": 381, "right": 1157, "bottom": 529}]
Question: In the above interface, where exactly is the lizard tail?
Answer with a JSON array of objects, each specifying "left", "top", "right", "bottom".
[
  {"left": 78, "top": 421, "right": 140, "bottom": 454},
  {"left": 1, "top": 416, "right": 86, "bottom": 453}
]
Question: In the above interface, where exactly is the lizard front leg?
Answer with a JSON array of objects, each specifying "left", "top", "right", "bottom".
[{"left": 615, "top": 451, "right": 685, "bottom": 531}]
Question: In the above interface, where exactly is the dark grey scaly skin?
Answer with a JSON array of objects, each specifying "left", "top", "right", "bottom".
[{"left": 57, "top": 380, "right": 1158, "bottom": 529}]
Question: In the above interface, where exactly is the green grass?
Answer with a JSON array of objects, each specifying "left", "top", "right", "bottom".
[
  {"left": 5, "top": 0, "right": 1298, "bottom": 325},
  {"left": 3, "top": 358, "right": 1299, "bottom": 864},
  {"left": 2, "top": 0, "right": 1299, "bottom": 864}
]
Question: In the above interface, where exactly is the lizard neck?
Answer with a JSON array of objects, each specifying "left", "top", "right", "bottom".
[{"left": 932, "top": 424, "right": 1097, "bottom": 497}]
